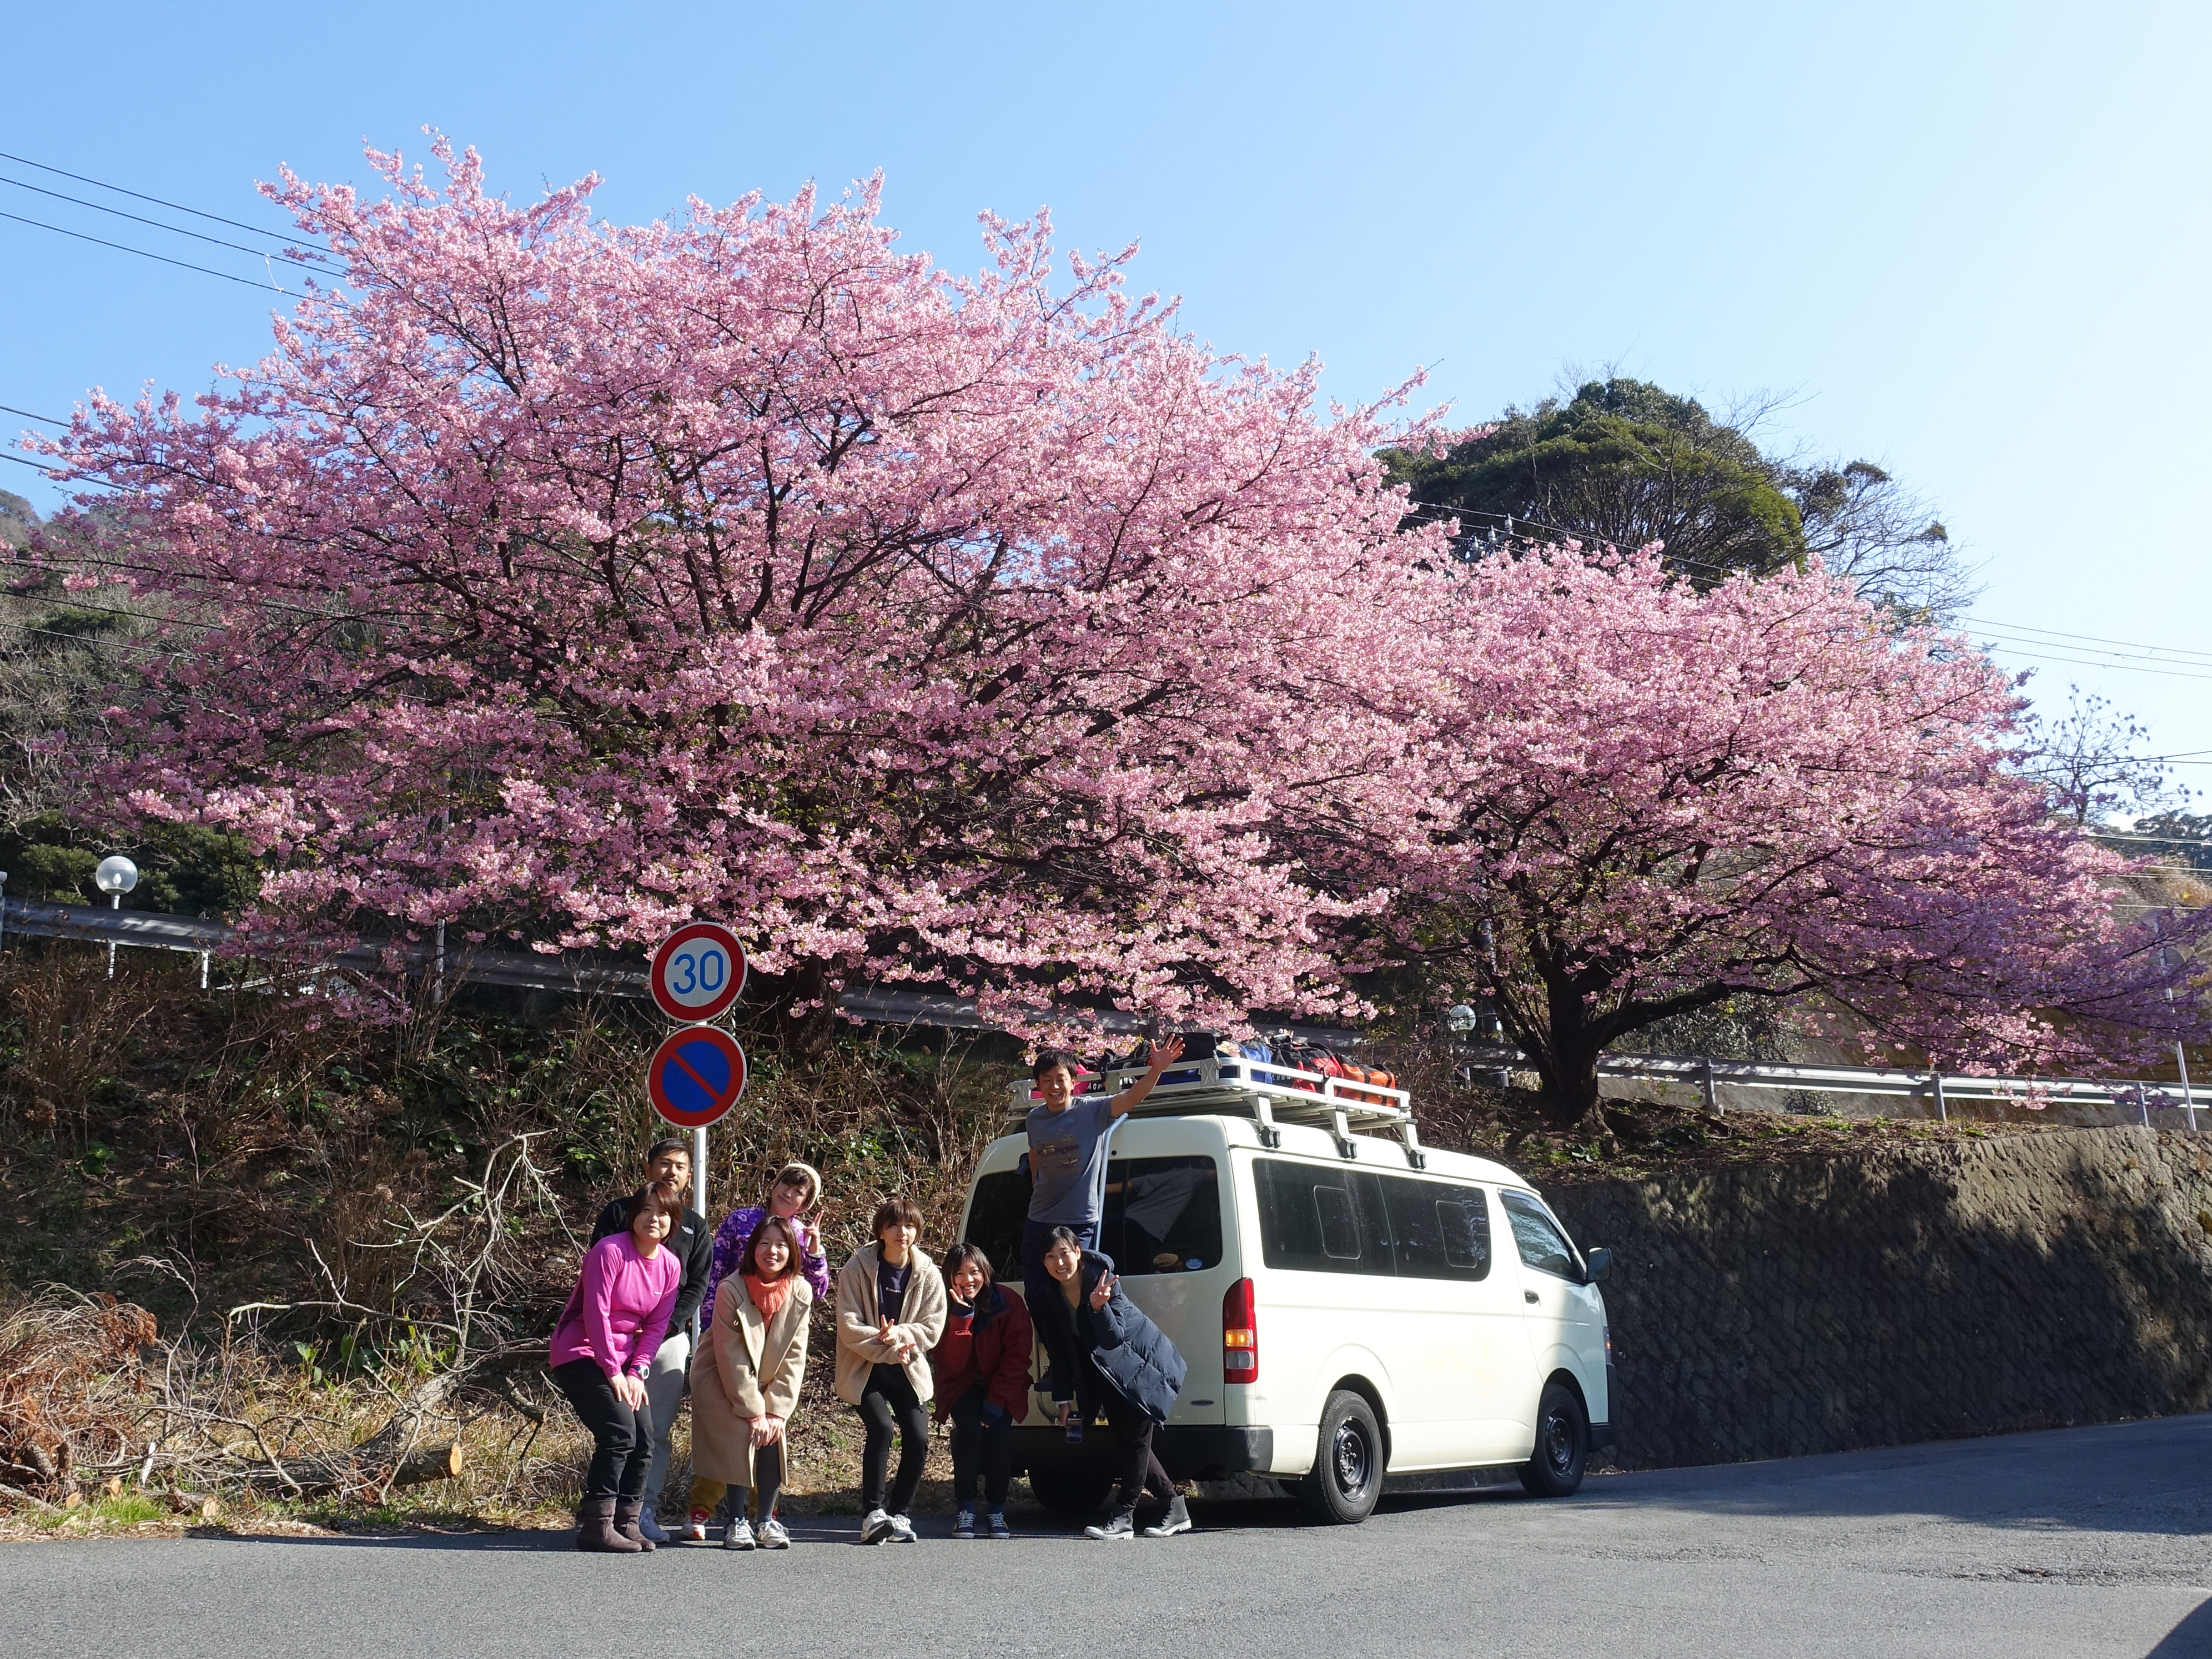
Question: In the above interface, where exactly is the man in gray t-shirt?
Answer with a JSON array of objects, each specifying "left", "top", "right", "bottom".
[{"left": 1020, "top": 1035, "right": 1185, "bottom": 1418}]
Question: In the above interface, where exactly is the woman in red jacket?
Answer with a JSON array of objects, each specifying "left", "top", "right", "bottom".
[{"left": 930, "top": 1242, "right": 1034, "bottom": 1539}]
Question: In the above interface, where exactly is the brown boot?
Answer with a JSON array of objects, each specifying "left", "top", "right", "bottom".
[
  {"left": 575, "top": 1496, "right": 642, "bottom": 1553},
  {"left": 613, "top": 1497, "right": 656, "bottom": 1551}
]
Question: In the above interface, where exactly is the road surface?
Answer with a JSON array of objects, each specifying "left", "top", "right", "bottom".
[{"left": 5, "top": 1414, "right": 2208, "bottom": 1658}]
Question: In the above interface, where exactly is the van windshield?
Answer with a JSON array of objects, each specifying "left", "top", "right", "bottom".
[{"left": 962, "top": 1155, "right": 1224, "bottom": 1283}]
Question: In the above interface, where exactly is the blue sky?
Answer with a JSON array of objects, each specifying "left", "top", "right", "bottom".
[{"left": 5, "top": 2, "right": 2207, "bottom": 792}]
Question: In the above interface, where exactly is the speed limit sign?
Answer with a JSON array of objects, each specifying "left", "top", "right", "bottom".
[{"left": 649, "top": 922, "right": 748, "bottom": 1024}]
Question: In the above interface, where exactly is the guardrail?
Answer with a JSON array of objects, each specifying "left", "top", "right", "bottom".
[
  {"left": 1454, "top": 1044, "right": 2202, "bottom": 1131},
  {"left": 9, "top": 895, "right": 2196, "bottom": 1129},
  {"left": 0, "top": 896, "right": 1360, "bottom": 1042}
]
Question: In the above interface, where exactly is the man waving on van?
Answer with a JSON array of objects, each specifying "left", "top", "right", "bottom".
[{"left": 1021, "top": 1037, "right": 1185, "bottom": 1421}]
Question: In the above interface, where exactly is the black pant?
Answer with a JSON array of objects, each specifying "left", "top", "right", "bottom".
[
  {"left": 858, "top": 1364, "right": 929, "bottom": 1516},
  {"left": 718, "top": 1440, "right": 784, "bottom": 1523},
  {"left": 1101, "top": 1388, "right": 1173, "bottom": 1519},
  {"left": 949, "top": 1383, "right": 1013, "bottom": 1508},
  {"left": 553, "top": 1357, "right": 656, "bottom": 1502}
]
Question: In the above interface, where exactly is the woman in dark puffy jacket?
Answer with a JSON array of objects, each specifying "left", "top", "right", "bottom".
[
  {"left": 1038, "top": 1224, "right": 1192, "bottom": 1541},
  {"left": 929, "top": 1241, "right": 1035, "bottom": 1539}
]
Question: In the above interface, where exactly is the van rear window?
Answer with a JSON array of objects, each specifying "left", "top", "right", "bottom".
[
  {"left": 1255, "top": 1159, "right": 1493, "bottom": 1281},
  {"left": 960, "top": 1155, "right": 1224, "bottom": 1282}
]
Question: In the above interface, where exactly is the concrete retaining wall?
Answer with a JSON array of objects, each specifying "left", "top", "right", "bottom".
[{"left": 1543, "top": 1127, "right": 2212, "bottom": 1469}]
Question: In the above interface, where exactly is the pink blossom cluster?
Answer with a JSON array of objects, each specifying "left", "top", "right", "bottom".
[
  {"left": 43, "top": 140, "right": 1442, "bottom": 1034},
  {"left": 1330, "top": 547, "right": 2211, "bottom": 1097},
  {"left": 36, "top": 141, "right": 2207, "bottom": 1085}
]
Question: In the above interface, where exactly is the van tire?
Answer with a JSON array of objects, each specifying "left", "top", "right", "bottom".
[
  {"left": 1298, "top": 1389, "right": 1384, "bottom": 1525},
  {"left": 1518, "top": 1379, "right": 1589, "bottom": 1498},
  {"left": 1027, "top": 1466, "right": 1113, "bottom": 1518}
]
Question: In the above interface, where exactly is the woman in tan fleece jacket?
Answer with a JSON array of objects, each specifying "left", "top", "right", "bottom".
[
  {"left": 690, "top": 1216, "right": 812, "bottom": 1549},
  {"left": 834, "top": 1197, "right": 947, "bottom": 1543}
]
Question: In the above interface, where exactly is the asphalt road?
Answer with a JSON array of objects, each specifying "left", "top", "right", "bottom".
[{"left": 6, "top": 1415, "right": 2209, "bottom": 1659}]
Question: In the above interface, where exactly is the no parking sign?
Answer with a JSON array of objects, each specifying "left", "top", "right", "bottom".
[{"left": 646, "top": 1023, "right": 748, "bottom": 1130}]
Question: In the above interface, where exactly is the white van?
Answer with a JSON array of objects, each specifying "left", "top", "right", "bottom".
[{"left": 957, "top": 1055, "right": 1616, "bottom": 1524}]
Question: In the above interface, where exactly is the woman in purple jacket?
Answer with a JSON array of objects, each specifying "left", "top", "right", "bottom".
[{"left": 550, "top": 1178, "right": 685, "bottom": 1553}]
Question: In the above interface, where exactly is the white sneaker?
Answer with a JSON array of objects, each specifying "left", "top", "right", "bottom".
[
  {"left": 887, "top": 1513, "right": 918, "bottom": 1543},
  {"left": 720, "top": 1516, "right": 754, "bottom": 1550},
  {"left": 860, "top": 1508, "right": 893, "bottom": 1544},
  {"left": 757, "top": 1517, "right": 791, "bottom": 1549}
]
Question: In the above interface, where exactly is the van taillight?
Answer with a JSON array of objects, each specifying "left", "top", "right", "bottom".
[{"left": 1222, "top": 1277, "right": 1257, "bottom": 1383}]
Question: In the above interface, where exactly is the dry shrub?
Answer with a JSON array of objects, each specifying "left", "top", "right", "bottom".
[
  {"left": 711, "top": 1030, "right": 1016, "bottom": 1261},
  {"left": 0, "top": 1289, "right": 157, "bottom": 1497},
  {"left": 2, "top": 953, "right": 163, "bottom": 1147}
]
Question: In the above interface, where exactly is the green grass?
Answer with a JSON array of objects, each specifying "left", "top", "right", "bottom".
[{"left": 26, "top": 1493, "right": 170, "bottom": 1530}]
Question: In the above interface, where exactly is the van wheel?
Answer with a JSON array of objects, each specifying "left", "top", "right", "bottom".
[
  {"left": 1027, "top": 1466, "right": 1113, "bottom": 1518},
  {"left": 1518, "top": 1379, "right": 1589, "bottom": 1498},
  {"left": 1298, "top": 1389, "right": 1383, "bottom": 1524}
]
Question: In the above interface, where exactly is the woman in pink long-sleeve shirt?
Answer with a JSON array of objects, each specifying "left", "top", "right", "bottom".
[{"left": 550, "top": 1178, "right": 684, "bottom": 1553}]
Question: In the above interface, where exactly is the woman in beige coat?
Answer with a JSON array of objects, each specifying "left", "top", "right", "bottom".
[
  {"left": 690, "top": 1216, "right": 812, "bottom": 1550},
  {"left": 834, "top": 1197, "right": 948, "bottom": 1543}
]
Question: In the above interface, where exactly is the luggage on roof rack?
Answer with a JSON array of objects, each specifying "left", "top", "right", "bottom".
[{"left": 1005, "top": 1054, "right": 1426, "bottom": 1168}]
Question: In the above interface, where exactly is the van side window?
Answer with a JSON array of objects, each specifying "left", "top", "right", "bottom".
[
  {"left": 1378, "top": 1173, "right": 1491, "bottom": 1281},
  {"left": 1499, "top": 1190, "right": 1580, "bottom": 1281},
  {"left": 1253, "top": 1159, "right": 1388, "bottom": 1275}
]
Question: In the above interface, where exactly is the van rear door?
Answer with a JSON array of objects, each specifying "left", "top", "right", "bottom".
[{"left": 957, "top": 1145, "right": 1230, "bottom": 1430}]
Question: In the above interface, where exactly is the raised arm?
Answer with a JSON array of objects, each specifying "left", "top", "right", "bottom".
[{"left": 1109, "top": 1036, "right": 1187, "bottom": 1119}]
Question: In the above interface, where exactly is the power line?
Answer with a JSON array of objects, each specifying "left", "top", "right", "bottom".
[
  {"left": 0, "top": 148, "right": 312, "bottom": 249},
  {"left": 0, "top": 404, "right": 66, "bottom": 427},
  {"left": 0, "top": 174, "right": 325, "bottom": 263},
  {"left": 0, "top": 208, "right": 306, "bottom": 294},
  {"left": 1972, "top": 644, "right": 2212, "bottom": 685},
  {"left": 1964, "top": 615, "right": 2212, "bottom": 664},
  {"left": 0, "top": 620, "right": 181, "bottom": 659}
]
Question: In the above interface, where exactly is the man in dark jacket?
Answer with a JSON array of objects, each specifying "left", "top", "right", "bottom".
[
  {"left": 1038, "top": 1229, "right": 1192, "bottom": 1540},
  {"left": 588, "top": 1136, "right": 713, "bottom": 1543}
]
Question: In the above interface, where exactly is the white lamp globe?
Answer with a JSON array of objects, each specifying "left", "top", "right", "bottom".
[{"left": 94, "top": 855, "right": 140, "bottom": 896}]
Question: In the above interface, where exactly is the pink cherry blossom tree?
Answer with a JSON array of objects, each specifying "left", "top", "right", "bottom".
[
  {"left": 1340, "top": 545, "right": 2209, "bottom": 1127},
  {"left": 41, "top": 139, "right": 1448, "bottom": 1032}
]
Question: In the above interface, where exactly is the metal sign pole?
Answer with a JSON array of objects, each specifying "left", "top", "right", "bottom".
[{"left": 690, "top": 1122, "right": 708, "bottom": 1343}]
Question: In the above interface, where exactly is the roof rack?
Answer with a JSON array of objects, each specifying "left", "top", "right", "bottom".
[{"left": 1006, "top": 1056, "right": 1427, "bottom": 1169}]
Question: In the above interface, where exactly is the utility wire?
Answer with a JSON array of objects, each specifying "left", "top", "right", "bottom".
[
  {"left": 0, "top": 404, "right": 66, "bottom": 427},
  {"left": 0, "top": 208, "right": 306, "bottom": 294},
  {"left": 0, "top": 174, "right": 325, "bottom": 263},
  {"left": 1964, "top": 616, "right": 2212, "bottom": 664},
  {"left": 0, "top": 621, "right": 181, "bottom": 659},
  {"left": 0, "top": 148, "right": 312, "bottom": 248}
]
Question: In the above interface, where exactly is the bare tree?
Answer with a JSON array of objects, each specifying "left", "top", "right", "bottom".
[{"left": 2011, "top": 686, "right": 2181, "bottom": 827}]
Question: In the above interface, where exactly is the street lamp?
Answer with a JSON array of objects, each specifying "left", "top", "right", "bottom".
[
  {"left": 2161, "top": 945, "right": 2198, "bottom": 1133},
  {"left": 95, "top": 855, "right": 138, "bottom": 978}
]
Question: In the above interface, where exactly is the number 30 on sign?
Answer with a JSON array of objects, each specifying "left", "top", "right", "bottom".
[{"left": 649, "top": 922, "right": 748, "bottom": 1024}]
